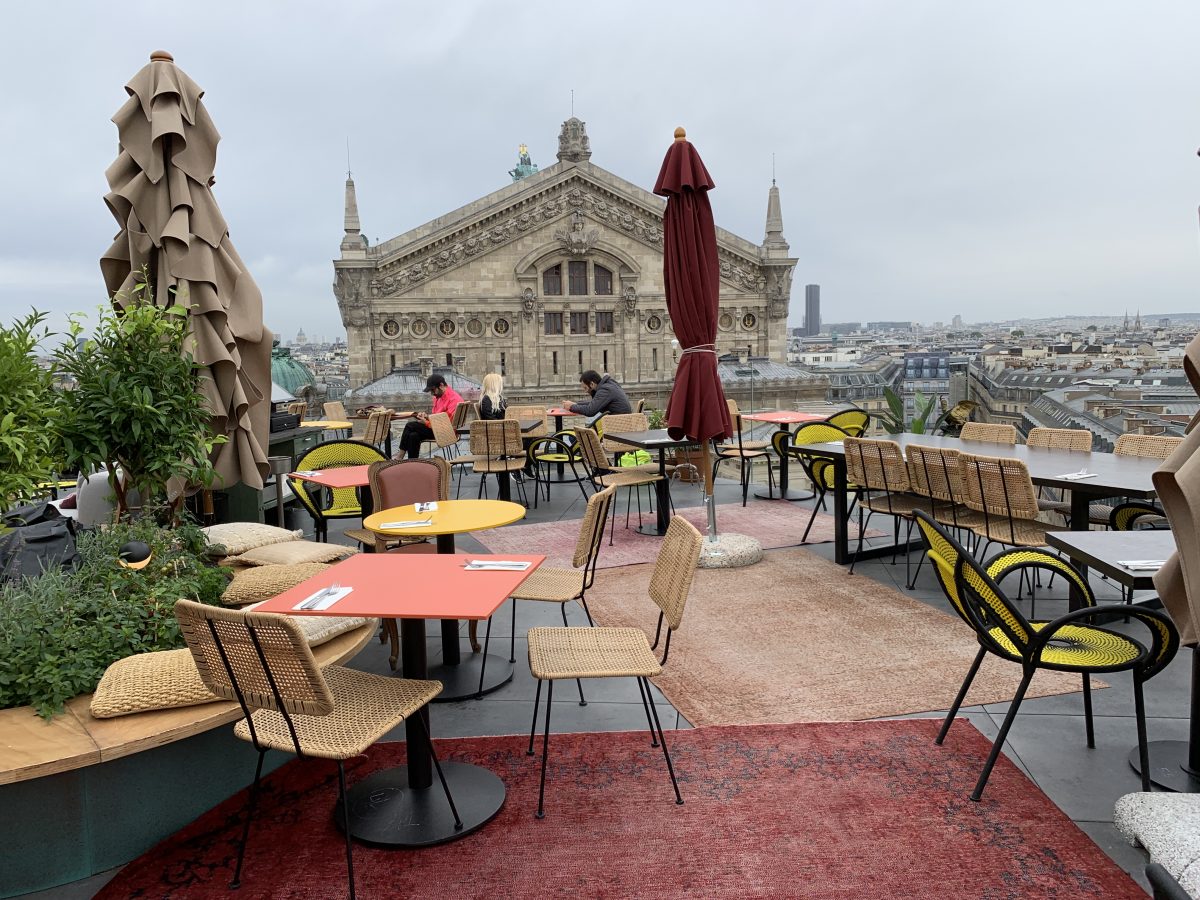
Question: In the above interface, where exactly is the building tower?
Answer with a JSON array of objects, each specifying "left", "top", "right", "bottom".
[{"left": 804, "top": 285, "right": 821, "bottom": 337}]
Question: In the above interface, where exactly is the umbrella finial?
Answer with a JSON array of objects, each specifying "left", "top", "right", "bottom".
[
  {"left": 150, "top": 50, "right": 174, "bottom": 63},
  {"left": 674, "top": 126, "right": 687, "bottom": 142}
]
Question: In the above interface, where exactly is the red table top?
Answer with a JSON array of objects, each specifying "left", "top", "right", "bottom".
[
  {"left": 289, "top": 465, "right": 371, "bottom": 489},
  {"left": 254, "top": 553, "right": 545, "bottom": 621},
  {"left": 741, "top": 411, "right": 828, "bottom": 425},
  {"left": 546, "top": 407, "right": 580, "bottom": 417}
]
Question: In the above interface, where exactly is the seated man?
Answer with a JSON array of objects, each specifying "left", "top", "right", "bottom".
[
  {"left": 563, "top": 369, "right": 631, "bottom": 424},
  {"left": 398, "top": 374, "right": 462, "bottom": 458}
]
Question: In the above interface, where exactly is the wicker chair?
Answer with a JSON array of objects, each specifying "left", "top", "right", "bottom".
[
  {"left": 1027, "top": 427, "right": 1092, "bottom": 451},
  {"left": 712, "top": 402, "right": 773, "bottom": 506},
  {"left": 959, "top": 421, "right": 1017, "bottom": 444},
  {"left": 911, "top": 511, "right": 1178, "bottom": 801},
  {"left": 527, "top": 515, "right": 703, "bottom": 817},
  {"left": 782, "top": 421, "right": 852, "bottom": 543},
  {"left": 481, "top": 486, "right": 617, "bottom": 702},
  {"left": 426, "top": 412, "right": 473, "bottom": 497},
  {"left": 361, "top": 408, "right": 394, "bottom": 453},
  {"left": 1081, "top": 433, "right": 1183, "bottom": 527},
  {"left": 843, "top": 437, "right": 927, "bottom": 585},
  {"left": 174, "top": 599, "right": 459, "bottom": 898},
  {"left": 323, "top": 400, "right": 348, "bottom": 420},
  {"left": 826, "top": 408, "right": 870, "bottom": 437},
  {"left": 506, "top": 405, "right": 549, "bottom": 439},
  {"left": 599, "top": 412, "right": 656, "bottom": 469},
  {"left": 470, "top": 419, "right": 528, "bottom": 504},
  {"left": 575, "top": 426, "right": 661, "bottom": 543},
  {"left": 287, "top": 439, "right": 385, "bottom": 542},
  {"left": 906, "top": 444, "right": 981, "bottom": 535}
]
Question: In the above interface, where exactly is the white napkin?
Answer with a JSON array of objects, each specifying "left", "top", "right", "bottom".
[
  {"left": 1058, "top": 472, "right": 1098, "bottom": 481},
  {"left": 378, "top": 518, "right": 433, "bottom": 529},
  {"left": 1117, "top": 560, "right": 1167, "bottom": 571},
  {"left": 464, "top": 560, "right": 531, "bottom": 571},
  {"left": 293, "top": 586, "right": 352, "bottom": 611},
  {"left": 292, "top": 470, "right": 320, "bottom": 477},
  {"left": 414, "top": 502, "right": 438, "bottom": 513}
]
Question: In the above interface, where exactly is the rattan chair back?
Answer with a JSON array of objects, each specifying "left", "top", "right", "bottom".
[
  {"left": 573, "top": 485, "right": 616, "bottom": 573},
  {"left": 451, "top": 400, "right": 472, "bottom": 430},
  {"left": 960, "top": 422, "right": 1017, "bottom": 444},
  {"left": 600, "top": 413, "right": 650, "bottom": 455},
  {"left": 844, "top": 437, "right": 911, "bottom": 493},
  {"left": 287, "top": 401, "right": 308, "bottom": 421},
  {"left": 958, "top": 453, "right": 1039, "bottom": 520},
  {"left": 647, "top": 516, "right": 703, "bottom": 631},
  {"left": 634, "top": 398, "right": 646, "bottom": 413},
  {"left": 907, "top": 444, "right": 965, "bottom": 505},
  {"left": 506, "top": 405, "right": 548, "bottom": 437},
  {"left": 323, "top": 401, "right": 348, "bottom": 421},
  {"left": 1027, "top": 427, "right": 1091, "bottom": 451},
  {"left": 362, "top": 409, "right": 393, "bottom": 447},
  {"left": 175, "top": 599, "right": 333, "bottom": 720},
  {"left": 428, "top": 412, "right": 458, "bottom": 452},
  {"left": 574, "top": 426, "right": 611, "bottom": 473},
  {"left": 826, "top": 408, "right": 870, "bottom": 437},
  {"left": 470, "top": 418, "right": 523, "bottom": 458},
  {"left": 1114, "top": 433, "right": 1183, "bottom": 460},
  {"left": 368, "top": 457, "right": 449, "bottom": 511}
]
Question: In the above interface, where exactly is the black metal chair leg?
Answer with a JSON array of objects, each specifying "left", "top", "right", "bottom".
[
  {"left": 336, "top": 760, "right": 357, "bottom": 900},
  {"left": 972, "top": 667, "right": 1035, "bottom": 801},
  {"left": 1133, "top": 674, "right": 1151, "bottom": 792},
  {"left": 644, "top": 678, "right": 683, "bottom": 804},
  {"left": 636, "top": 675, "right": 659, "bottom": 747},
  {"left": 527, "top": 679, "right": 542, "bottom": 756},
  {"left": 231, "top": 749, "right": 266, "bottom": 889},
  {"left": 801, "top": 503, "right": 820, "bottom": 544},
  {"left": 937, "top": 646, "right": 986, "bottom": 745},
  {"left": 510, "top": 598, "right": 517, "bottom": 664},
  {"left": 849, "top": 507, "right": 866, "bottom": 576},
  {"left": 536, "top": 680, "right": 554, "bottom": 818},
  {"left": 475, "top": 616, "right": 494, "bottom": 700},
  {"left": 580, "top": 597, "right": 594, "bottom": 626},
  {"left": 1082, "top": 672, "right": 1095, "bottom": 749}
]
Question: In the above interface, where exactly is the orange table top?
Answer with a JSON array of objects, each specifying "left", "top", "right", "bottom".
[
  {"left": 290, "top": 465, "right": 371, "bottom": 490},
  {"left": 546, "top": 408, "right": 580, "bottom": 417},
  {"left": 298, "top": 420, "right": 353, "bottom": 429},
  {"left": 254, "top": 553, "right": 545, "bottom": 620},
  {"left": 351, "top": 410, "right": 415, "bottom": 420},
  {"left": 364, "top": 499, "right": 525, "bottom": 537},
  {"left": 742, "top": 411, "right": 828, "bottom": 425}
]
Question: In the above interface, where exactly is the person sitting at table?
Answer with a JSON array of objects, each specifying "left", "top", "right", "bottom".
[
  {"left": 562, "top": 369, "right": 631, "bottom": 425},
  {"left": 397, "top": 374, "right": 462, "bottom": 458},
  {"left": 478, "top": 372, "right": 507, "bottom": 420}
]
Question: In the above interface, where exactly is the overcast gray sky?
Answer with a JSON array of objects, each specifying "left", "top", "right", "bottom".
[{"left": 3, "top": 1, "right": 1199, "bottom": 340}]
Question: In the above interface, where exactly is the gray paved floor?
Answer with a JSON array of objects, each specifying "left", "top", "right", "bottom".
[{"left": 30, "top": 460, "right": 1176, "bottom": 897}]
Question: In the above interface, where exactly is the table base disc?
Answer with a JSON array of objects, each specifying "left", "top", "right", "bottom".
[
  {"left": 342, "top": 761, "right": 505, "bottom": 846},
  {"left": 634, "top": 524, "right": 667, "bottom": 537},
  {"left": 754, "top": 488, "right": 814, "bottom": 501},
  {"left": 427, "top": 654, "right": 514, "bottom": 701},
  {"left": 1128, "top": 740, "right": 1200, "bottom": 793}
]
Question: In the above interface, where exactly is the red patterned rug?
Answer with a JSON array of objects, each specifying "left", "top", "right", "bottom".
[
  {"left": 478, "top": 501, "right": 882, "bottom": 569},
  {"left": 97, "top": 721, "right": 1139, "bottom": 899}
]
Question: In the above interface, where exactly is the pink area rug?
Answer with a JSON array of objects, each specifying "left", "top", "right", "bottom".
[{"left": 477, "top": 501, "right": 881, "bottom": 569}]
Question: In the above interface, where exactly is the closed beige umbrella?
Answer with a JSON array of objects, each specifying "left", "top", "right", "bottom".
[{"left": 101, "top": 50, "right": 270, "bottom": 490}]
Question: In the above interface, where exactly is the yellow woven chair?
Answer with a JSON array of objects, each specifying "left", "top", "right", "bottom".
[
  {"left": 782, "top": 421, "right": 852, "bottom": 543},
  {"left": 174, "top": 599, "right": 459, "bottom": 898},
  {"left": 911, "top": 511, "right": 1178, "bottom": 801},
  {"left": 825, "top": 408, "right": 870, "bottom": 437},
  {"left": 575, "top": 426, "right": 661, "bottom": 544},
  {"left": 287, "top": 439, "right": 385, "bottom": 542},
  {"left": 960, "top": 421, "right": 1017, "bottom": 444},
  {"left": 526, "top": 431, "right": 591, "bottom": 507},
  {"left": 527, "top": 515, "right": 703, "bottom": 817}
]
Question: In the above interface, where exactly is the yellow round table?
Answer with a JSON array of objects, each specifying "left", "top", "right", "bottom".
[
  {"left": 298, "top": 419, "right": 353, "bottom": 430},
  {"left": 364, "top": 498, "right": 526, "bottom": 700}
]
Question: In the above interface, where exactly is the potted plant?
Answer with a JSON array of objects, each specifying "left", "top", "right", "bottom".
[{"left": 53, "top": 279, "right": 225, "bottom": 522}]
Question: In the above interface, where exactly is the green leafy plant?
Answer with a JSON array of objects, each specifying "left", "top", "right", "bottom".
[
  {"left": 0, "top": 518, "right": 229, "bottom": 718},
  {"left": 877, "top": 387, "right": 938, "bottom": 435},
  {"left": 0, "top": 311, "right": 61, "bottom": 508},
  {"left": 53, "top": 277, "right": 225, "bottom": 522},
  {"left": 646, "top": 407, "right": 667, "bottom": 430}
]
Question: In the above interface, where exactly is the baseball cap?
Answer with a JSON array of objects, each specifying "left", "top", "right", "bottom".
[{"left": 423, "top": 374, "right": 448, "bottom": 392}]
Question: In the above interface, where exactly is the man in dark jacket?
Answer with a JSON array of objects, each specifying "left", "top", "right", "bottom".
[{"left": 563, "top": 370, "right": 632, "bottom": 422}]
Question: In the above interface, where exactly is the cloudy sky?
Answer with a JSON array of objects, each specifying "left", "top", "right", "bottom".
[{"left": 3, "top": 1, "right": 1198, "bottom": 341}]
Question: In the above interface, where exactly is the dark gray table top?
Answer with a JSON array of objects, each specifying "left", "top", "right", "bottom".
[
  {"left": 1046, "top": 529, "right": 1176, "bottom": 589},
  {"left": 791, "top": 433, "right": 1160, "bottom": 498},
  {"left": 605, "top": 429, "right": 699, "bottom": 450}
]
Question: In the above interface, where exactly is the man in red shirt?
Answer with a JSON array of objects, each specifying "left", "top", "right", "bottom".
[{"left": 398, "top": 374, "right": 462, "bottom": 458}]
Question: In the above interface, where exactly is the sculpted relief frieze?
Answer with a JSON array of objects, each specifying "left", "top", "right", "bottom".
[{"left": 363, "top": 180, "right": 763, "bottom": 298}]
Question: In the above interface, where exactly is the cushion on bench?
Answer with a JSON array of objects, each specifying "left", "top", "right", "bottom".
[
  {"left": 222, "top": 562, "right": 331, "bottom": 606},
  {"left": 230, "top": 541, "right": 357, "bottom": 567},
  {"left": 201, "top": 522, "right": 304, "bottom": 557},
  {"left": 90, "top": 648, "right": 217, "bottom": 719}
]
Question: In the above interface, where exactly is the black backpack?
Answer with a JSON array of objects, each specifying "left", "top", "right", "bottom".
[{"left": 0, "top": 502, "right": 80, "bottom": 583}]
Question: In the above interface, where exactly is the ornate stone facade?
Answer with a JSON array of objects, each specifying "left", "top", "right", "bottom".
[{"left": 334, "top": 119, "right": 798, "bottom": 399}]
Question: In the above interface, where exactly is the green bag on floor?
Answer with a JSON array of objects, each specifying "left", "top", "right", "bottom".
[{"left": 618, "top": 450, "right": 652, "bottom": 467}]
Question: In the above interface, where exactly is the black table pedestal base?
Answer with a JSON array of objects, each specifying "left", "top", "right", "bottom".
[
  {"left": 1128, "top": 740, "right": 1200, "bottom": 793},
  {"left": 342, "top": 761, "right": 505, "bottom": 846},
  {"left": 634, "top": 524, "right": 666, "bottom": 537},
  {"left": 753, "top": 487, "right": 813, "bottom": 501},
  {"left": 427, "top": 654, "right": 514, "bottom": 701}
]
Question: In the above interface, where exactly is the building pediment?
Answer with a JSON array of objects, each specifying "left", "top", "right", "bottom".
[{"left": 362, "top": 165, "right": 771, "bottom": 299}]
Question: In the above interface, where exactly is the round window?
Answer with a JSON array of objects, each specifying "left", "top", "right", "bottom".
[
  {"left": 646, "top": 315, "right": 662, "bottom": 333},
  {"left": 466, "top": 318, "right": 484, "bottom": 337},
  {"left": 438, "top": 319, "right": 456, "bottom": 337},
  {"left": 718, "top": 313, "right": 734, "bottom": 331},
  {"left": 742, "top": 313, "right": 757, "bottom": 330},
  {"left": 382, "top": 319, "right": 400, "bottom": 337},
  {"left": 411, "top": 319, "right": 429, "bottom": 337},
  {"left": 493, "top": 318, "right": 510, "bottom": 335}
]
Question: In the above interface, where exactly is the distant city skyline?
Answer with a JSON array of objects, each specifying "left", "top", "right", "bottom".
[{"left": 3, "top": 2, "right": 1200, "bottom": 341}]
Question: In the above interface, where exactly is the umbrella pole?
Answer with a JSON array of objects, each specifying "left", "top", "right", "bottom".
[{"left": 699, "top": 440, "right": 718, "bottom": 542}]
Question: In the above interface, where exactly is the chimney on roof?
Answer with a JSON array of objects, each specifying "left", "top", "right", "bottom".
[{"left": 418, "top": 356, "right": 434, "bottom": 379}]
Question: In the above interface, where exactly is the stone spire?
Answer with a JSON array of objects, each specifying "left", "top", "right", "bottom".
[
  {"left": 556, "top": 117, "right": 592, "bottom": 164},
  {"left": 1134, "top": 308, "right": 1142, "bottom": 331},
  {"left": 340, "top": 175, "right": 367, "bottom": 258},
  {"left": 762, "top": 180, "right": 789, "bottom": 259}
]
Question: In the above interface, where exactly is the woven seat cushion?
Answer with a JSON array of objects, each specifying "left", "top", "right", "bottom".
[
  {"left": 201, "top": 523, "right": 304, "bottom": 556},
  {"left": 222, "top": 563, "right": 332, "bottom": 606},
  {"left": 862, "top": 492, "right": 929, "bottom": 517},
  {"left": 242, "top": 600, "right": 372, "bottom": 647},
  {"left": 528, "top": 626, "right": 662, "bottom": 680},
  {"left": 90, "top": 648, "right": 217, "bottom": 719},
  {"left": 231, "top": 541, "right": 357, "bottom": 567},
  {"left": 987, "top": 622, "right": 1141, "bottom": 669},
  {"left": 596, "top": 471, "right": 661, "bottom": 488},
  {"left": 233, "top": 666, "right": 441, "bottom": 759},
  {"left": 510, "top": 567, "right": 586, "bottom": 602},
  {"left": 973, "top": 516, "right": 1063, "bottom": 547},
  {"left": 472, "top": 458, "right": 526, "bottom": 473}
]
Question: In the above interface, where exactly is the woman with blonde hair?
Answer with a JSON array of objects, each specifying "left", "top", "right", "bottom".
[{"left": 479, "top": 372, "right": 506, "bottom": 419}]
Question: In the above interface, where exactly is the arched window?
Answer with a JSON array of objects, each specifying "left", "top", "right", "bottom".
[
  {"left": 543, "top": 264, "right": 562, "bottom": 295},
  {"left": 594, "top": 265, "right": 613, "bottom": 296}
]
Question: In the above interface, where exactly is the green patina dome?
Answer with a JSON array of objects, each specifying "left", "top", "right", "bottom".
[{"left": 271, "top": 344, "right": 316, "bottom": 396}]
